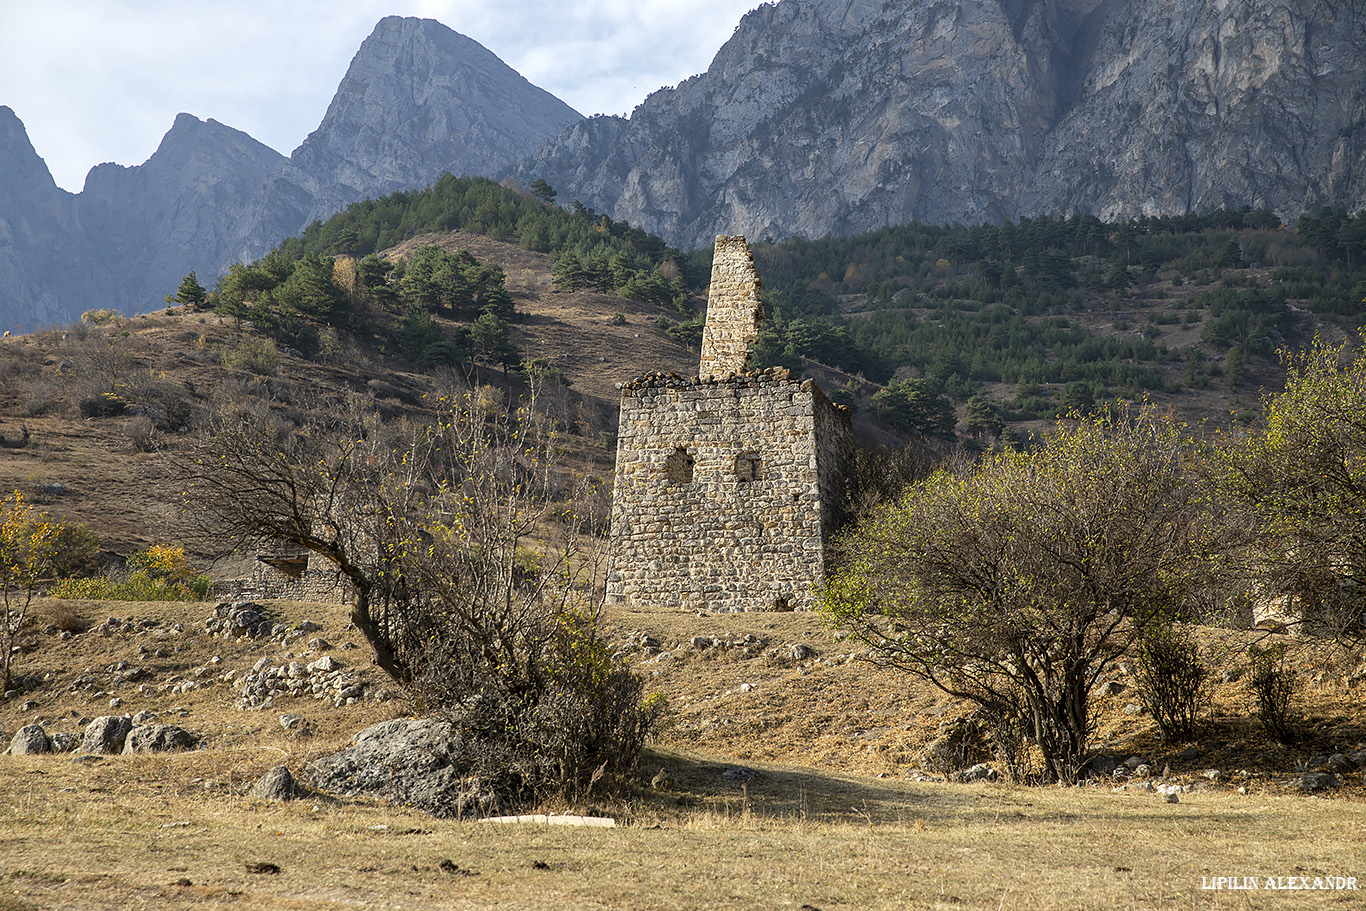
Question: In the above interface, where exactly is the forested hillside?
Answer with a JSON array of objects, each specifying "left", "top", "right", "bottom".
[
  {"left": 192, "top": 174, "right": 1366, "bottom": 442},
  {"left": 745, "top": 208, "right": 1366, "bottom": 437}
]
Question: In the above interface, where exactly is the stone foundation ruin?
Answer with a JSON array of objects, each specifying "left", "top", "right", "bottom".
[
  {"left": 605, "top": 236, "right": 851, "bottom": 611},
  {"left": 213, "top": 544, "right": 352, "bottom": 604}
]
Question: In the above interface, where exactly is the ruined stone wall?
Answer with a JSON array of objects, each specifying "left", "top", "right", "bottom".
[
  {"left": 699, "top": 236, "right": 763, "bottom": 379},
  {"left": 605, "top": 369, "right": 851, "bottom": 612},
  {"left": 213, "top": 558, "right": 352, "bottom": 604}
]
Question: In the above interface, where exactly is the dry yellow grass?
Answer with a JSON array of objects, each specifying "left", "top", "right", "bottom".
[{"left": 3, "top": 597, "right": 1366, "bottom": 909}]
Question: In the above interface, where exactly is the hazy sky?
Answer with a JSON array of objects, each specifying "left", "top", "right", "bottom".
[{"left": 1, "top": 0, "right": 765, "bottom": 193}]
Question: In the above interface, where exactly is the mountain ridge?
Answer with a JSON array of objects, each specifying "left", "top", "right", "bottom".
[
  {"left": 0, "top": 17, "right": 581, "bottom": 332},
  {"left": 512, "top": 0, "right": 1366, "bottom": 249}
]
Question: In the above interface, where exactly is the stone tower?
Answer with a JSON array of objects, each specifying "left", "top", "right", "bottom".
[{"left": 605, "top": 236, "right": 851, "bottom": 612}]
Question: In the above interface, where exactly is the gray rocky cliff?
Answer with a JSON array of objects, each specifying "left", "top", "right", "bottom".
[
  {"left": 236, "top": 15, "right": 583, "bottom": 263},
  {"left": 514, "top": 0, "right": 1366, "bottom": 249},
  {"left": 76, "top": 114, "right": 289, "bottom": 316},
  {"left": 0, "top": 106, "right": 86, "bottom": 332}
]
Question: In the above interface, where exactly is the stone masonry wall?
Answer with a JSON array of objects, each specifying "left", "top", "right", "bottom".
[
  {"left": 213, "top": 556, "right": 352, "bottom": 604},
  {"left": 605, "top": 369, "right": 850, "bottom": 612},
  {"left": 699, "top": 235, "right": 763, "bottom": 379}
]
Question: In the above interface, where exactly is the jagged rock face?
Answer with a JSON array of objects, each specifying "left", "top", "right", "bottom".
[
  {"left": 78, "top": 114, "right": 289, "bottom": 315},
  {"left": 276, "top": 16, "right": 582, "bottom": 233},
  {"left": 515, "top": 0, "right": 1366, "bottom": 248}
]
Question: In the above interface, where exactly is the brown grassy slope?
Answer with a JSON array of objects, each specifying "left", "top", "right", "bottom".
[
  {"left": 2, "top": 596, "right": 1365, "bottom": 911},
  {"left": 0, "top": 231, "right": 696, "bottom": 560}
]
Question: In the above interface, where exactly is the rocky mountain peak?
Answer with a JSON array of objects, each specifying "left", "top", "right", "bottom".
[
  {"left": 286, "top": 16, "right": 582, "bottom": 225},
  {"left": 0, "top": 105, "right": 61, "bottom": 198}
]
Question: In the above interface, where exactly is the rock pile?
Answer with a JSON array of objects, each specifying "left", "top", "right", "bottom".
[
  {"left": 236, "top": 654, "right": 368, "bottom": 710},
  {"left": 205, "top": 602, "right": 277, "bottom": 639}
]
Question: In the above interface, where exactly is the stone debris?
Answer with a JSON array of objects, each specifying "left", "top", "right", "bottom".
[
  {"left": 953, "top": 763, "right": 998, "bottom": 783},
  {"left": 205, "top": 602, "right": 276, "bottom": 640},
  {"left": 123, "top": 723, "right": 200, "bottom": 754},
  {"left": 235, "top": 654, "right": 368, "bottom": 710},
  {"left": 80, "top": 715, "right": 132, "bottom": 754},
  {"left": 307, "top": 717, "right": 497, "bottom": 819}
]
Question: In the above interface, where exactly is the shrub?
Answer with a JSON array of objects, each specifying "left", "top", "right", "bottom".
[
  {"left": 1133, "top": 622, "right": 1210, "bottom": 741},
  {"left": 51, "top": 544, "right": 211, "bottom": 601},
  {"left": 80, "top": 308, "right": 124, "bottom": 326},
  {"left": 2, "top": 492, "right": 64, "bottom": 688},
  {"left": 1246, "top": 644, "right": 1298, "bottom": 743},
  {"left": 79, "top": 393, "right": 127, "bottom": 418},
  {"left": 221, "top": 336, "right": 280, "bottom": 375},
  {"left": 125, "top": 416, "right": 158, "bottom": 451},
  {"left": 417, "top": 607, "right": 668, "bottom": 802}
]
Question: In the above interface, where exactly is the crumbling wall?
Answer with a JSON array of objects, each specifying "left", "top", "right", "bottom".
[
  {"left": 214, "top": 553, "right": 352, "bottom": 604},
  {"left": 699, "top": 235, "right": 763, "bottom": 379}
]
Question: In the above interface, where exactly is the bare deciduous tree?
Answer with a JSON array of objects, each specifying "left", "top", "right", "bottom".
[{"left": 181, "top": 384, "right": 662, "bottom": 800}]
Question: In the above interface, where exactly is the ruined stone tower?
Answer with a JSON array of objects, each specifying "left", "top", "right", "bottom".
[{"left": 605, "top": 236, "right": 851, "bottom": 612}]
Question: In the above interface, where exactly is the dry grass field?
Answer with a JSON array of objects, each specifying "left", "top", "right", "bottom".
[{"left": 3, "top": 596, "right": 1365, "bottom": 911}]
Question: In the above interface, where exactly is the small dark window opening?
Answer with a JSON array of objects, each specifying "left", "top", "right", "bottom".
[
  {"left": 665, "top": 446, "right": 695, "bottom": 484},
  {"left": 260, "top": 549, "right": 308, "bottom": 579},
  {"left": 735, "top": 452, "right": 762, "bottom": 483}
]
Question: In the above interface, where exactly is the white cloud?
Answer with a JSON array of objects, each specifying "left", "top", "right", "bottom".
[{"left": 0, "top": 0, "right": 762, "bottom": 192}]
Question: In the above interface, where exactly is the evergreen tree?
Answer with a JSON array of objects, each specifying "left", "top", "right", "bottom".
[{"left": 166, "top": 271, "right": 207, "bottom": 308}]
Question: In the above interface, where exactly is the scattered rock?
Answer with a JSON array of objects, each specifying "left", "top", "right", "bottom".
[
  {"left": 1087, "top": 755, "right": 1121, "bottom": 777},
  {"left": 1098, "top": 680, "right": 1126, "bottom": 696},
  {"left": 245, "top": 862, "right": 280, "bottom": 875},
  {"left": 123, "top": 724, "right": 200, "bottom": 754},
  {"left": 953, "top": 763, "right": 998, "bottom": 783},
  {"left": 9, "top": 724, "right": 51, "bottom": 756},
  {"left": 1202, "top": 769, "right": 1222, "bottom": 782},
  {"left": 280, "top": 713, "right": 306, "bottom": 731},
  {"left": 1163, "top": 792, "right": 1180, "bottom": 804},
  {"left": 721, "top": 766, "right": 757, "bottom": 784},
  {"left": 80, "top": 715, "right": 132, "bottom": 754},
  {"left": 1122, "top": 703, "right": 1144, "bottom": 716},
  {"left": 1177, "top": 746, "right": 1200, "bottom": 761},
  {"left": 252, "top": 766, "right": 300, "bottom": 801},
  {"left": 206, "top": 602, "right": 275, "bottom": 640},
  {"left": 1292, "top": 771, "right": 1338, "bottom": 793}
]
